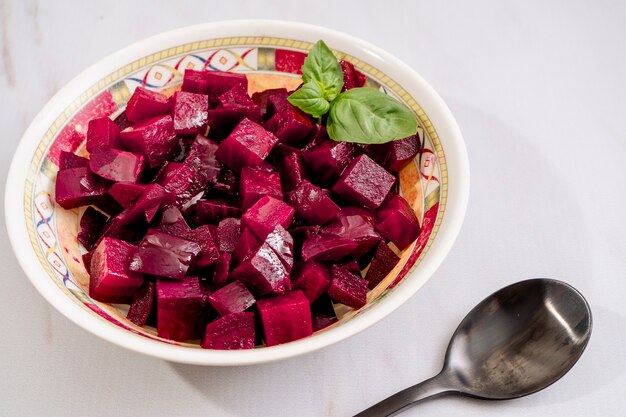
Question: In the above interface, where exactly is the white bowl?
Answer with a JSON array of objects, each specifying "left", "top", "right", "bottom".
[{"left": 5, "top": 20, "right": 469, "bottom": 365}]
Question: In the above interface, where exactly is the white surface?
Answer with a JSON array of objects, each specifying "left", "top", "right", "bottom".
[{"left": 1, "top": 0, "right": 625, "bottom": 415}]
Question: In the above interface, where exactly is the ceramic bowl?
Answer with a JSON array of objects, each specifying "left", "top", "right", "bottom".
[{"left": 5, "top": 20, "right": 469, "bottom": 365}]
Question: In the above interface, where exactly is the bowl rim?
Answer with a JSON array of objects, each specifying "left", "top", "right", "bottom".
[{"left": 5, "top": 19, "right": 469, "bottom": 365}]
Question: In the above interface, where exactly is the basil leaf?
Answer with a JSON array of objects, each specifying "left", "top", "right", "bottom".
[
  {"left": 287, "top": 81, "right": 330, "bottom": 117},
  {"left": 301, "top": 40, "right": 344, "bottom": 102},
  {"left": 327, "top": 88, "right": 418, "bottom": 144}
]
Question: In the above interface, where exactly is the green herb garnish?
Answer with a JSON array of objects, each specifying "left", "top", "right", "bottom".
[
  {"left": 288, "top": 40, "right": 418, "bottom": 144},
  {"left": 300, "top": 40, "right": 344, "bottom": 102},
  {"left": 287, "top": 81, "right": 330, "bottom": 118}
]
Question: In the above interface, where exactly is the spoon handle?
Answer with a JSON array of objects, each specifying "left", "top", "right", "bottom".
[{"left": 354, "top": 372, "right": 453, "bottom": 417}]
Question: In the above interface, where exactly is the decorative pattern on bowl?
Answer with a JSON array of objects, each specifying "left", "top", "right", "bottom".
[{"left": 25, "top": 37, "right": 446, "bottom": 348}]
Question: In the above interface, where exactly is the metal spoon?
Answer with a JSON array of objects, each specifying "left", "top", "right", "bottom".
[{"left": 355, "top": 278, "right": 592, "bottom": 416}]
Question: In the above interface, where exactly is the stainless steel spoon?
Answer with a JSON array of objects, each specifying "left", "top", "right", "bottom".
[{"left": 355, "top": 278, "right": 592, "bottom": 416}]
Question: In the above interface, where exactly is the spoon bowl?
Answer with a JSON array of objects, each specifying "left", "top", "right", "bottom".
[
  {"left": 445, "top": 278, "right": 592, "bottom": 399},
  {"left": 356, "top": 278, "right": 592, "bottom": 416}
]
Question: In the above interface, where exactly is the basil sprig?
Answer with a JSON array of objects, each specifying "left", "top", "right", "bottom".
[
  {"left": 327, "top": 88, "right": 418, "bottom": 144},
  {"left": 300, "top": 41, "right": 344, "bottom": 102},
  {"left": 287, "top": 81, "right": 330, "bottom": 118},
  {"left": 288, "top": 40, "right": 418, "bottom": 144}
]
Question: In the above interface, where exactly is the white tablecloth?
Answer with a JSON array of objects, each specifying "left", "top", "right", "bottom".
[{"left": 1, "top": 1, "right": 625, "bottom": 415}]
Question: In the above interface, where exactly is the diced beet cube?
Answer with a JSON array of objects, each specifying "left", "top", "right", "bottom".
[
  {"left": 218, "top": 83, "right": 254, "bottom": 107},
  {"left": 321, "top": 207, "right": 380, "bottom": 257},
  {"left": 82, "top": 251, "right": 94, "bottom": 274},
  {"left": 291, "top": 261, "right": 330, "bottom": 302},
  {"left": 241, "top": 196, "right": 295, "bottom": 240},
  {"left": 211, "top": 167, "right": 239, "bottom": 197},
  {"left": 300, "top": 233, "right": 359, "bottom": 262},
  {"left": 59, "top": 151, "right": 88, "bottom": 170},
  {"left": 289, "top": 224, "right": 320, "bottom": 255},
  {"left": 278, "top": 151, "right": 309, "bottom": 192},
  {"left": 88, "top": 147, "right": 144, "bottom": 183},
  {"left": 265, "top": 225, "right": 294, "bottom": 273},
  {"left": 208, "top": 225, "right": 220, "bottom": 247},
  {"left": 206, "top": 107, "right": 249, "bottom": 141},
  {"left": 333, "top": 154, "right": 396, "bottom": 209},
  {"left": 301, "top": 123, "right": 329, "bottom": 152},
  {"left": 340, "top": 259, "right": 361, "bottom": 275},
  {"left": 229, "top": 241, "right": 290, "bottom": 296},
  {"left": 212, "top": 252, "right": 232, "bottom": 288},
  {"left": 173, "top": 140, "right": 196, "bottom": 162},
  {"left": 170, "top": 91, "right": 209, "bottom": 136},
  {"left": 182, "top": 69, "right": 209, "bottom": 94},
  {"left": 127, "top": 281, "right": 155, "bottom": 326},
  {"left": 266, "top": 91, "right": 291, "bottom": 117},
  {"left": 376, "top": 195, "right": 421, "bottom": 250},
  {"left": 232, "top": 227, "right": 261, "bottom": 267},
  {"left": 340, "top": 60, "right": 367, "bottom": 91},
  {"left": 288, "top": 180, "right": 340, "bottom": 225},
  {"left": 108, "top": 183, "right": 148, "bottom": 208},
  {"left": 215, "top": 118, "right": 280, "bottom": 171},
  {"left": 256, "top": 160, "right": 276, "bottom": 172},
  {"left": 184, "top": 134, "right": 222, "bottom": 184},
  {"left": 272, "top": 142, "right": 300, "bottom": 157},
  {"left": 113, "top": 111, "right": 132, "bottom": 131},
  {"left": 130, "top": 230, "right": 202, "bottom": 279},
  {"left": 120, "top": 115, "right": 179, "bottom": 168},
  {"left": 77, "top": 207, "right": 108, "bottom": 250},
  {"left": 257, "top": 291, "right": 312, "bottom": 346},
  {"left": 125, "top": 87, "right": 170, "bottom": 123},
  {"left": 208, "top": 280, "right": 256, "bottom": 316},
  {"left": 126, "top": 183, "right": 175, "bottom": 224},
  {"left": 217, "top": 84, "right": 262, "bottom": 122},
  {"left": 95, "top": 209, "right": 145, "bottom": 246},
  {"left": 86, "top": 117, "right": 121, "bottom": 152},
  {"left": 92, "top": 196, "right": 124, "bottom": 218},
  {"left": 96, "top": 211, "right": 141, "bottom": 245},
  {"left": 357, "top": 245, "right": 378, "bottom": 270},
  {"left": 335, "top": 205, "right": 376, "bottom": 220},
  {"left": 266, "top": 106, "right": 314, "bottom": 145},
  {"left": 205, "top": 70, "right": 248, "bottom": 97},
  {"left": 195, "top": 199, "right": 242, "bottom": 225},
  {"left": 187, "top": 225, "right": 220, "bottom": 270},
  {"left": 156, "top": 162, "right": 199, "bottom": 207},
  {"left": 251, "top": 88, "right": 287, "bottom": 118},
  {"left": 217, "top": 217, "right": 241, "bottom": 253},
  {"left": 356, "top": 69, "right": 367, "bottom": 87},
  {"left": 156, "top": 276, "right": 206, "bottom": 341},
  {"left": 158, "top": 206, "right": 191, "bottom": 236},
  {"left": 80, "top": 166, "right": 114, "bottom": 193},
  {"left": 303, "top": 140, "right": 358, "bottom": 185},
  {"left": 365, "top": 241, "right": 401, "bottom": 289},
  {"left": 239, "top": 168, "right": 282, "bottom": 210},
  {"left": 311, "top": 294, "right": 338, "bottom": 332},
  {"left": 201, "top": 312, "right": 255, "bottom": 350},
  {"left": 55, "top": 167, "right": 111, "bottom": 209},
  {"left": 289, "top": 225, "right": 320, "bottom": 240},
  {"left": 108, "top": 184, "right": 173, "bottom": 229},
  {"left": 328, "top": 264, "right": 367, "bottom": 309},
  {"left": 89, "top": 237, "right": 144, "bottom": 303},
  {"left": 366, "top": 134, "right": 421, "bottom": 173}
]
